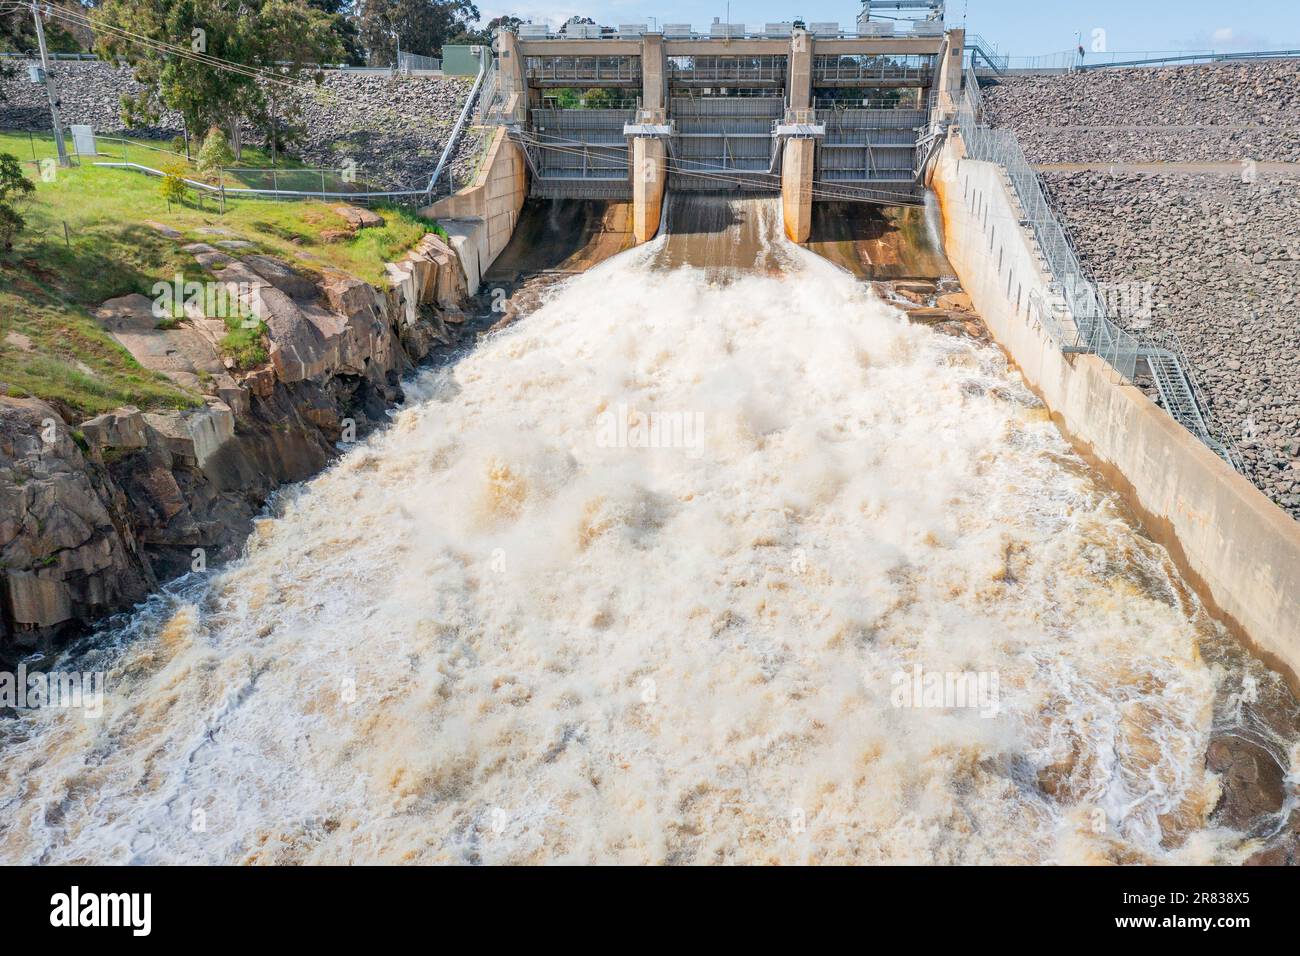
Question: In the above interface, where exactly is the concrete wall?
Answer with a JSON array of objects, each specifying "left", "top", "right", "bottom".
[
  {"left": 425, "top": 125, "right": 528, "bottom": 294},
  {"left": 932, "top": 137, "right": 1300, "bottom": 688}
]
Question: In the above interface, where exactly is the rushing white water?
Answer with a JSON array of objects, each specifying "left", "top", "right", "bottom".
[{"left": 0, "top": 200, "right": 1284, "bottom": 864}]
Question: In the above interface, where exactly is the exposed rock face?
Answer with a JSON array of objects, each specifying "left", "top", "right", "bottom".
[
  {"left": 0, "top": 398, "right": 155, "bottom": 653},
  {"left": 1206, "top": 736, "right": 1287, "bottom": 831},
  {"left": 0, "top": 60, "right": 483, "bottom": 190},
  {"left": 0, "top": 232, "right": 469, "bottom": 654},
  {"left": 982, "top": 60, "right": 1300, "bottom": 165}
]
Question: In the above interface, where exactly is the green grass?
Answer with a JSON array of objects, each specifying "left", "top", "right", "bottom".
[{"left": 0, "top": 132, "right": 436, "bottom": 419}]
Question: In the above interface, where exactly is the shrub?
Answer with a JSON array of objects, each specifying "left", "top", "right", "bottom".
[
  {"left": 160, "top": 161, "right": 190, "bottom": 206},
  {"left": 220, "top": 318, "right": 268, "bottom": 369},
  {"left": 195, "top": 128, "right": 234, "bottom": 176}
]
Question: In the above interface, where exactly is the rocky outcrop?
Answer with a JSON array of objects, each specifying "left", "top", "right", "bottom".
[
  {"left": 0, "top": 398, "right": 155, "bottom": 652},
  {"left": 983, "top": 60, "right": 1300, "bottom": 164},
  {"left": 0, "top": 230, "right": 468, "bottom": 655},
  {"left": 1206, "top": 736, "right": 1287, "bottom": 832},
  {"left": 0, "top": 60, "right": 483, "bottom": 190}
]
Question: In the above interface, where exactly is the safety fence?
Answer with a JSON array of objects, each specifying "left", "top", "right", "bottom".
[
  {"left": 955, "top": 69, "right": 1239, "bottom": 466},
  {"left": 32, "top": 49, "right": 490, "bottom": 206}
]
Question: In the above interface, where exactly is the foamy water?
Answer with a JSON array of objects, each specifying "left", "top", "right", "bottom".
[{"left": 0, "top": 204, "right": 1278, "bottom": 864}]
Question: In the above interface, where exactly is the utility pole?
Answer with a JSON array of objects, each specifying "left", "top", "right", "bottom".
[{"left": 31, "top": 0, "right": 69, "bottom": 167}]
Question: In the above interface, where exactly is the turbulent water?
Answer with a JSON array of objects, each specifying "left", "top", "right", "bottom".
[{"left": 1, "top": 198, "right": 1293, "bottom": 864}]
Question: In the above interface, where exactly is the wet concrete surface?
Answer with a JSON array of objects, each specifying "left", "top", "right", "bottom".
[
  {"left": 805, "top": 201, "right": 954, "bottom": 280},
  {"left": 484, "top": 198, "right": 636, "bottom": 284}
]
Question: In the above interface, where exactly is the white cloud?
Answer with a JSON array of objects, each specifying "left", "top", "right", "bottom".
[{"left": 1211, "top": 27, "right": 1234, "bottom": 43}]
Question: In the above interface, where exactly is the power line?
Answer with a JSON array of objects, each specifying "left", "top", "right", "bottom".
[
  {"left": 43, "top": 4, "right": 313, "bottom": 90},
  {"left": 513, "top": 129, "right": 921, "bottom": 203}
]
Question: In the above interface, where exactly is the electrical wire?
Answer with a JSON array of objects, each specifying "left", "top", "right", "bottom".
[
  {"left": 513, "top": 128, "right": 921, "bottom": 203},
  {"left": 43, "top": 3, "right": 314, "bottom": 90},
  {"left": 522, "top": 134, "right": 917, "bottom": 202}
]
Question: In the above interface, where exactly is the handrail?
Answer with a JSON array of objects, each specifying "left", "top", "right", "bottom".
[
  {"left": 955, "top": 73, "right": 1239, "bottom": 466},
  {"left": 426, "top": 46, "right": 489, "bottom": 195}
]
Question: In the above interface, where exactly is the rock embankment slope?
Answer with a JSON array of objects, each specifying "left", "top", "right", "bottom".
[
  {"left": 982, "top": 60, "right": 1300, "bottom": 164},
  {"left": 0, "top": 60, "right": 483, "bottom": 190},
  {"left": 1, "top": 226, "right": 468, "bottom": 654},
  {"left": 983, "top": 61, "right": 1300, "bottom": 520}
]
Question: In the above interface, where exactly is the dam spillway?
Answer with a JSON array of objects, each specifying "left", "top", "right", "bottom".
[{"left": 1, "top": 196, "right": 1292, "bottom": 865}]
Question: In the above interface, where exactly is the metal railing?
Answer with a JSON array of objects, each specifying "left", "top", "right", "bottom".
[
  {"left": 1077, "top": 48, "right": 1300, "bottom": 70},
  {"left": 813, "top": 53, "right": 936, "bottom": 82},
  {"left": 667, "top": 54, "right": 787, "bottom": 84},
  {"left": 964, "top": 35, "right": 1008, "bottom": 74},
  {"left": 955, "top": 73, "right": 1238, "bottom": 466},
  {"left": 525, "top": 55, "right": 641, "bottom": 83},
  {"left": 397, "top": 52, "right": 442, "bottom": 74}
]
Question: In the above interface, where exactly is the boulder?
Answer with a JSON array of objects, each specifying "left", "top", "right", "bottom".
[
  {"left": 334, "top": 205, "right": 385, "bottom": 230},
  {"left": 81, "top": 406, "right": 148, "bottom": 454},
  {"left": 1206, "top": 736, "right": 1286, "bottom": 831},
  {"left": 243, "top": 255, "right": 319, "bottom": 301}
]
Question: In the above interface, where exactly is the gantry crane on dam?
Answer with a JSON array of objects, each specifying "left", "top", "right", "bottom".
[{"left": 474, "top": 0, "right": 964, "bottom": 243}]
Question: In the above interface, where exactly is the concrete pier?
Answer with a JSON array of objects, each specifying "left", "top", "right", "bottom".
[
  {"left": 632, "top": 135, "right": 667, "bottom": 243},
  {"left": 781, "top": 137, "right": 815, "bottom": 243}
]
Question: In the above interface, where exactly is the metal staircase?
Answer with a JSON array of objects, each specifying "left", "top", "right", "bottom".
[
  {"left": 1140, "top": 340, "right": 1239, "bottom": 467},
  {"left": 964, "top": 34, "right": 1007, "bottom": 75}
]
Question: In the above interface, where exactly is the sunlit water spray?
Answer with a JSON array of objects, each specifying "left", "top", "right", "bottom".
[{"left": 0, "top": 198, "right": 1290, "bottom": 864}]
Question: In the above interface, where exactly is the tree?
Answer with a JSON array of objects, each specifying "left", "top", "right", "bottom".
[
  {"left": 0, "top": 152, "right": 36, "bottom": 251},
  {"left": 559, "top": 16, "right": 596, "bottom": 35},
  {"left": 1, "top": 3, "right": 83, "bottom": 56},
  {"left": 195, "top": 128, "right": 233, "bottom": 175},
  {"left": 449, "top": 14, "right": 520, "bottom": 45},
  {"left": 308, "top": 0, "right": 365, "bottom": 64},
  {"left": 93, "top": 0, "right": 344, "bottom": 159},
  {"left": 353, "top": 0, "right": 480, "bottom": 64}
]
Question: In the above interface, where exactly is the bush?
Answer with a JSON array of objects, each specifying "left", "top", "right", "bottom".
[
  {"left": 195, "top": 129, "right": 234, "bottom": 176},
  {"left": 160, "top": 161, "right": 190, "bottom": 206},
  {"left": 0, "top": 152, "right": 35, "bottom": 251}
]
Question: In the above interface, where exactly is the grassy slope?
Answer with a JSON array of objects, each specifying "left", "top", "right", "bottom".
[{"left": 0, "top": 132, "right": 432, "bottom": 421}]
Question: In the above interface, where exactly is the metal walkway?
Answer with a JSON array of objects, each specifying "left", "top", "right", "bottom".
[{"left": 1141, "top": 344, "right": 1239, "bottom": 465}]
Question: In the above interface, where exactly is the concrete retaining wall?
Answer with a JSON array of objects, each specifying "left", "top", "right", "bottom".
[
  {"left": 932, "top": 137, "right": 1300, "bottom": 687},
  {"left": 425, "top": 125, "right": 527, "bottom": 294}
]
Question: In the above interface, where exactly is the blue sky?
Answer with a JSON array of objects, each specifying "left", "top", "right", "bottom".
[{"left": 477, "top": 0, "right": 1300, "bottom": 57}]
